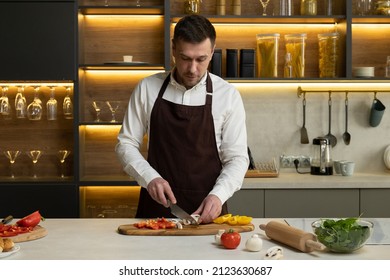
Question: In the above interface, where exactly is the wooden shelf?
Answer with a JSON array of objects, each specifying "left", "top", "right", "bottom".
[
  {"left": 170, "top": 15, "right": 346, "bottom": 24},
  {"left": 79, "top": 6, "right": 164, "bottom": 15},
  {"left": 80, "top": 64, "right": 165, "bottom": 71},
  {"left": 352, "top": 16, "right": 390, "bottom": 24}
]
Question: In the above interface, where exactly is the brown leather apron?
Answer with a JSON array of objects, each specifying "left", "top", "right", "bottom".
[{"left": 135, "top": 73, "right": 227, "bottom": 218}]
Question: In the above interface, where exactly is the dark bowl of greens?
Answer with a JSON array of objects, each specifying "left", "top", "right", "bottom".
[{"left": 312, "top": 218, "right": 373, "bottom": 253}]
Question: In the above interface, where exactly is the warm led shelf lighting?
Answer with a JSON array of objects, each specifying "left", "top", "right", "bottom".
[{"left": 0, "top": 82, "right": 73, "bottom": 87}]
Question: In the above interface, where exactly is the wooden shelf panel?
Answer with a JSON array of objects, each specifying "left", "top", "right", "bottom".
[
  {"left": 79, "top": 64, "right": 165, "bottom": 70},
  {"left": 171, "top": 15, "right": 346, "bottom": 24},
  {"left": 79, "top": 6, "right": 164, "bottom": 15}
]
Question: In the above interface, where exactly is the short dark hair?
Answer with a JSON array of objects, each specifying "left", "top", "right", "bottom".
[{"left": 173, "top": 15, "right": 216, "bottom": 46}]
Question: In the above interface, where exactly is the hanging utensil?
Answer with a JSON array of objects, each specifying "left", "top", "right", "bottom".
[
  {"left": 342, "top": 92, "right": 351, "bottom": 145},
  {"left": 325, "top": 91, "right": 337, "bottom": 147},
  {"left": 300, "top": 92, "right": 309, "bottom": 144}
]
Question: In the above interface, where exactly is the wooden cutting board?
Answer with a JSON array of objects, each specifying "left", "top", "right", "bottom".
[
  {"left": 9, "top": 225, "right": 48, "bottom": 243},
  {"left": 118, "top": 223, "right": 254, "bottom": 236}
]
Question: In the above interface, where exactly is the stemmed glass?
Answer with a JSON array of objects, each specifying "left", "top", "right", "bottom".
[
  {"left": 92, "top": 101, "right": 104, "bottom": 122},
  {"left": 58, "top": 150, "right": 71, "bottom": 178},
  {"left": 259, "top": 0, "right": 271, "bottom": 16},
  {"left": 46, "top": 86, "right": 58, "bottom": 120},
  {"left": 27, "top": 150, "right": 43, "bottom": 178},
  {"left": 63, "top": 86, "right": 73, "bottom": 119},
  {"left": 4, "top": 150, "right": 21, "bottom": 178},
  {"left": 15, "top": 86, "right": 27, "bottom": 119},
  {"left": 106, "top": 101, "right": 121, "bottom": 123},
  {"left": 27, "top": 86, "right": 43, "bottom": 120},
  {"left": 136, "top": 0, "right": 141, "bottom": 7},
  {"left": 0, "top": 86, "right": 10, "bottom": 116}
]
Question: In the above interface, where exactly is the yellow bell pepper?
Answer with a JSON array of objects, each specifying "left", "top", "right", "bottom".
[
  {"left": 213, "top": 213, "right": 232, "bottom": 224},
  {"left": 213, "top": 214, "right": 252, "bottom": 225}
]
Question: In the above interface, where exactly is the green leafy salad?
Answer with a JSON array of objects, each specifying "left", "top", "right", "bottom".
[{"left": 313, "top": 217, "right": 373, "bottom": 253}]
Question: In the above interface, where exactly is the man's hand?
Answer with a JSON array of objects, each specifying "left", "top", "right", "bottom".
[
  {"left": 193, "top": 194, "right": 222, "bottom": 224},
  {"left": 146, "top": 177, "right": 176, "bottom": 207}
]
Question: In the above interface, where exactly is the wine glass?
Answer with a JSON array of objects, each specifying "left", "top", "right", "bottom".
[
  {"left": 106, "top": 100, "right": 121, "bottom": 123},
  {"left": 0, "top": 86, "right": 10, "bottom": 116},
  {"left": 136, "top": 0, "right": 141, "bottom": 7},
  {"left": 259, "top": 0, "right": 271, "bottom": 16},
  {"left": 104, "top": 0, "right": 109, "bottom": 7},
  {"left": 15, "top": 86, "right": 27, "bottom": 119},
  {"left": 63, "top": 86, "right": 73, "bottom": 119},
  {"left": 27, "top": 150, "right": 43, "bottom": 178},
  {"left": 27, "top": 86, "right": 43, "bottom": 120},
  {"left": 4, "top": 150, "right": 21, "bottom": 178},
  {"left": 46, "top": 86, "right": 58, "bottom": 121},
  {"left": 58, "top": 150, "right": 71, "bottom": 178},
  {"left": 92, "top": 101, "right": 104, "bottom": 122}
]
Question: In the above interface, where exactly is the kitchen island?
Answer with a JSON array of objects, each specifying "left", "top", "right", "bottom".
[{"left": 4, "top": 218, "right": 390, "bottom": 260}]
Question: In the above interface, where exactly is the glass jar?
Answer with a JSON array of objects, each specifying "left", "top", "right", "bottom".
[
  {"left": 300, "top": 0, "right": 317, "bottom": 15},
  {"left": 374, "top": 0, "right": 390, "bottom": 15},
  {"left": 256, "top": 34, "right": 280, "bottom": 78},
  {"left": 185, "top": 0, "right": 201, "bottom": 14},
  {"left": 318, "top": 32, "right": 340, "bottom": 78},
  {"left": 284, "top": 33, "right": 307, "bottom": 78}
]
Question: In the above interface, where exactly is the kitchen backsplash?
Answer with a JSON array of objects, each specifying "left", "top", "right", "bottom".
[{"left": 237, "top": 83, "right": 390, "bottom": 173}]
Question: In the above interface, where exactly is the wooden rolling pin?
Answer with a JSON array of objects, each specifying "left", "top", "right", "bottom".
[{"left": 259, "top": 221, "right": 325, "bottom": 253}]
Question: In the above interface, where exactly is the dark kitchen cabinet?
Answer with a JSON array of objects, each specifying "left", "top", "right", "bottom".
[
  {"left": 0, "top": 184, "right": 79, "bottom": 218},
  {"left": 0, "top": 0, "right": 76, "bottom": 81}
]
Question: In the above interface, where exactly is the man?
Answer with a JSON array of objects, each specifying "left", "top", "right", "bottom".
[{"left": 115, "top": 15, "right": 248, "bottom": 224}]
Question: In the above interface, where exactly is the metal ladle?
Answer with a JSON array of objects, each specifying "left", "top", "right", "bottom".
[
  {"left": 342, "top": 92, "right": 351, "bottom": 145},
  {"left": 325, "top": 91, "right": 337, "bottom": 147}
]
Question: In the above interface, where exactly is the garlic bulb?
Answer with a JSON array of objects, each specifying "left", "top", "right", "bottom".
[
  {"left": 245, "top": 234, "right": 263, "bottom": 252},
  {"left": 214, "top": 229, "right": 225, "bottom": 245}
]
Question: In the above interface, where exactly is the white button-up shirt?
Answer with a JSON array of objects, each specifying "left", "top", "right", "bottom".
[{"left": 116, "top": 71, "right": 249, "bottom": 204}]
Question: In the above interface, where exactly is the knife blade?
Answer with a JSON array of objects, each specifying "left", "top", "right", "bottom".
[{"left": 168, "top": 200, "right": 199, "bottom": 226}]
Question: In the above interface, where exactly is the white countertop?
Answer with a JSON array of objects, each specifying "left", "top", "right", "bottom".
[
  {"left": 243, "top": 172, "right": 390, "bottom": 189},
  {"left": 4, "top": 218, "right": 390, "bottom": 260}
]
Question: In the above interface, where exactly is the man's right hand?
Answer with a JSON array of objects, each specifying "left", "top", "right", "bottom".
[{"left": 146, "top": 177, "right": 176, "bottom": 207}]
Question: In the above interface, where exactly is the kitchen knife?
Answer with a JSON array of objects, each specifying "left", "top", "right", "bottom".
[
  {"left": 168, "top": 200, "right": 199, "bottom": 226},
  {"left": 1, "top": 215, "right": 13, "bottom": 225}
]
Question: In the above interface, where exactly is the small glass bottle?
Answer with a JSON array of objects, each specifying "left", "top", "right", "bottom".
[
  {"left": 386, "top": 56, "right": 390, "bottom": 78},
  {"left": 284, "top": 53, "right": 293, "bottom": 78},
  {"left": 325, "top": 0, "right": 333, "bottom": 16},
  {"left": 185, "top": 0, "right": 201, "bottom": 14},
  {"left": 301, "top": 0, "right": 317, "bottom": 15}
]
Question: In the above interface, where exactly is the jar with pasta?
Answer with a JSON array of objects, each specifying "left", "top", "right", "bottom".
[
  {"left": 284, "top": 33, "right": 307, "bottom": 78},
  {"left": 256, "top": 33, "right": 280, "bottom": 78},
  {"left": 318, "top": 32, "right": 340, "bottom": 78}
]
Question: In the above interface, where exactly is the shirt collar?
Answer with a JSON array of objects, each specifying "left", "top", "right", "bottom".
[{"left": 170, "top": 67, "right": 208, "bottom": 91}]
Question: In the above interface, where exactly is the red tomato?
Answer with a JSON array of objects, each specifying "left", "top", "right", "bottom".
[
  {"left": 16, "top": 210, "right": 44, "bottom": 227},
  {"left": 221, "top": 229, "right": 241, "bottom": 249}
]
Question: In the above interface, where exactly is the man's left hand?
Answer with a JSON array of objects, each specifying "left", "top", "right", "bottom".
[{"left": 193, "top": 194, "right": 222, "bottom": 224}]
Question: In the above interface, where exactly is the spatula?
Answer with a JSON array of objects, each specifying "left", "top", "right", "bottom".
[{"left": 300, "top": 93, "right": 309, "bottom": 144}]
